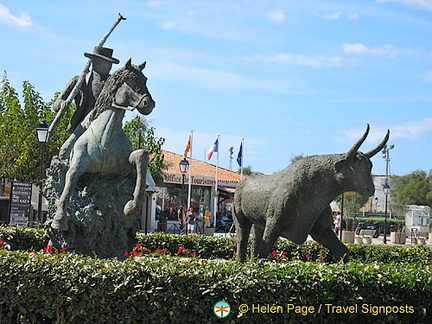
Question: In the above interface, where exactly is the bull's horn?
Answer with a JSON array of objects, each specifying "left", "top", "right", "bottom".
[
  {"left": 346, "top": 124, "right": 370, "bottom": 160},
  {"left": 365, "top": 129, "right": 390, "bottom": 158}
]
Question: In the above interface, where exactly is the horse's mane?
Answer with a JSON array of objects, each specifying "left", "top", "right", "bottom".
[{"left": 87, "top": 63, "right": 147, "bottom": 122}]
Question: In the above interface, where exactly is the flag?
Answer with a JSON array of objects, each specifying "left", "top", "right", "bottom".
[
  {"left": 183, "top": 135, "right": 191, "bottom": 158},
  {"left": 207, "top": 138, "right": 219, "bottom": 160},
  {"left": 237, "top": 142, "right": 243, "bottom": 167}
]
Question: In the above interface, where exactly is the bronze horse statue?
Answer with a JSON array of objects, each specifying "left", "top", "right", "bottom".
[{"left": 51, "top": 59, "right": 155, "bottom": 231}]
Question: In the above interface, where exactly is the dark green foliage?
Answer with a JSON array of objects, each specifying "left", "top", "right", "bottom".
[
  {"left": 390, "top": 170, "right": 432, "bottom": 207},
  {"left": 123, "top": 116, "right": 165, "bottom": 184},
  {"left": 1, "top": 227, "right": 431, "bottom": 265},
  {"left": 136, "top": 232, "right": 236, "bottom": 259},
  {"left": 0, "top": 226, "right": 48, "bottom": 251},
  {"left": 0, "top": 229, "right": 431, "bottom": 322},
  {"left": 0, "top": 250, "right": 430, "bottom": 323},
  {"left": 0, "top": 80, "right": 71, "bottom": 182},
  {"left": 344, "top": 216, "right": 405, "bottom": 234}
]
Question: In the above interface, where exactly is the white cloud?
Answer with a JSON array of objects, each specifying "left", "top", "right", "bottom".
[
  {"left": 376, "top": 0, "right": 432, "bottom": 11},
  {"left": 343, "top": 43, "right": 399, "bottom": 57},
  {"left": 323, "top": 12, "right": 341, "bottom": 20},
  {"left": 266, "top": 9, "right": 285, "bottom": 23},
  {"left": 160, "top": 20, "right": 175, "bottom": 30},
  {"left": 151, "top": 62, "right": 288, "bottom": 93},
  {"left": 147, "top": 0, "right": 168, "bottom": 7},
  {"left": 422, "top": 71, "right": 432, "bottom": 82},
  {"left": 316, "top": 11, "right": 358, "bottom": 20},
  {"left": 250, "top": 53, "right": 344, "bottom": 68},
  {"left": 390, "top": 118, "right": 432, "bottom": 140},
  {"left": 339, "top": 118, "right": 432, "bottom": 144},
  {"left": 0, "top": 4, "right": 31, "bottom": 27}
]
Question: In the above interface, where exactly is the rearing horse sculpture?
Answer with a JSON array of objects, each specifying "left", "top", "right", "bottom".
[{"left": 51, "top": 59, "right": 155, "bottom": 231}]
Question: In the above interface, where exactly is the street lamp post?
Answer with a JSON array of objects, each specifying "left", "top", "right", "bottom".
[
  {"left": 36, "top": 121, "right": 50, "bottom": 225},
  {"left": 383, "top": 184, "right": 390, "bottom": 244},
  {"left": 179, "top": 158, "right": 189, "bottom": 234},
  {"left": 382, "top": 144, "right": 394, "bottom": 244}
]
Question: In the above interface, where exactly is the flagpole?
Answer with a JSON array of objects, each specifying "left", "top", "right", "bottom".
[
  {"left": 240, "top": 137, "right": 245, "bottom": 179},
  {"left": 213, "top": 134, "right": 220, "bottom": 227},
  {"left": 187, "top": 130, "right": 194, "bottom": 209}
]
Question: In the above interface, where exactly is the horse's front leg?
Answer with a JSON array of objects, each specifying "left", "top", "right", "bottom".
[{"left": 124, "top": 149, "right": 149, "bottom": 221}]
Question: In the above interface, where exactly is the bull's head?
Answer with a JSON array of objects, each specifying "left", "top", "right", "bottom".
[{"left": 335, "top": 124, "right": 390, "bottom": 197}]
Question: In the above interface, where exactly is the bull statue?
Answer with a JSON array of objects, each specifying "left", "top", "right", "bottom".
[{"left": 233, "top": 124, "right": 389, "bottom": 262}]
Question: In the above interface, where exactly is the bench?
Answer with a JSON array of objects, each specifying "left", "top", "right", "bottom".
[{"left": 355, "top": 229, "right": 375, "bottom": 244}]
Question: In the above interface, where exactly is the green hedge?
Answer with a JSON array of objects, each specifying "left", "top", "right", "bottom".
[
  {"left": 1, "top": 227, "right": 431, "bottom": 265},
  {"left": 0, "top": 226, "right": 48, "bottom": 251},
  {"left": 0, "top": 251, "right": 430, "bottom": 323},
  {"left": 344, "top": 216, "right": 405, "bottom": 233}
]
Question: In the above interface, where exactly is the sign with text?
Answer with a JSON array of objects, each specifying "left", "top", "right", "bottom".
[
  {"left": 163, "top": 173, "right": 238, "bottom": 188},
  {"left": 9, "top": 181, "right": 32, "bottom": 225}
]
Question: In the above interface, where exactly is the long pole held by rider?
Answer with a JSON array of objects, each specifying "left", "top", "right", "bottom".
[{"left": 48, "top": 13, "right": 126, "bottom": 134}]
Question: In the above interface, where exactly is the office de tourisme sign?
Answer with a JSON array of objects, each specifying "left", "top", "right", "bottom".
[{"left": 163, "top": 173, "right": 238, "bottom": 188}]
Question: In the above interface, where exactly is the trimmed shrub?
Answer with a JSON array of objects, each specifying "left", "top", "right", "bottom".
[
  {"left": 0, "top": 226, "right": 48, "bottom": 251},
  {"left": 0, "top": 251, "right": 430, "bottom": 323}
]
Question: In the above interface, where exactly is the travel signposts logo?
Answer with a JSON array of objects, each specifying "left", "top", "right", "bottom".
[{"left": 214, "top": 301, "right": 231, "bottom": 318}]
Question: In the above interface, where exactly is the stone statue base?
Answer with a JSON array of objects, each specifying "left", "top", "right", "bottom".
[{"left": 44, "top": 157, "right": 139, "bottom": 259}]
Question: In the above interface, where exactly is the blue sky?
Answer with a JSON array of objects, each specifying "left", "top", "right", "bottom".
[{"left": 1, "top": 0, "right": 431, "bottom": 176}]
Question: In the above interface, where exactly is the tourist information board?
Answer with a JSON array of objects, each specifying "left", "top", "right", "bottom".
[{"left": 9, "top": 181, "right": 32, "bottom": 225}]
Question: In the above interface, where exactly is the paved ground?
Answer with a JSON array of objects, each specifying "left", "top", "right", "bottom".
[
  {"left": 369, "top": 234, "right": 432, "bottom": 247},
  {"left": 214, "top": 231, "right": 432, "bottom": 247}
]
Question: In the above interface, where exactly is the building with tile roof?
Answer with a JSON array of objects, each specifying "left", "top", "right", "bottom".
[
  {"left": 152, "top": 150, "right": 242, "bottom": 232},
  {"left": 162, "top": 150, "right": 241, "bottom": 190}
]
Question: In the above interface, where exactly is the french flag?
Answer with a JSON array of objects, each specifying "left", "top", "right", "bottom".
[{"left": 207, "top": 138, "right": 219, "bottom": 160}]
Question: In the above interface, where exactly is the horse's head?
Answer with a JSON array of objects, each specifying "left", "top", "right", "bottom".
[{"left": 113, "top": 59, "right": 155, "bottom": 115}]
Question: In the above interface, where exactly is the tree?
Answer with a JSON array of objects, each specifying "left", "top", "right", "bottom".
[
  {"left": 335, "top": 192, "right": 369, "bottom": 217},
  {"left": 390, "top": 170, "right": 432, "bottom": 207},
  {"left": 0, "top": 79, "right": 71, "bottom": 182},
  {"left": 238, "top": 165, "right": 252, "bottom": 176},
  {"left": 290, "top": 154, "right": 304, "bottom": 165},
  {"left": 123, "top": 116, "right": 165, "bottom": 184}
]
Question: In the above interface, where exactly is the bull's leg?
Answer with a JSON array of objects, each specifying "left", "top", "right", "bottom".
[
  {"left": 257, "top": 216, "right": 284, "bottom": 258},
  {"left": 52, "top": 155, "right": 87, "bottom": 231},
  {"left": 309, "top": 206, "right": 349, "bottom": 262},
  {"left": 123, "top": 149, "right": 149, "bottom": 221},
  {"left": 233, "top": 207, "right": 252, "bottom": 262},
  {"left": 251, "top": 225, "right": 264, "bottom": 258}
]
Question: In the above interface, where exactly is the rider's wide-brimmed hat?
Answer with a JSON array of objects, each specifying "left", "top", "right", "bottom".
[{"left": 84, "top": 46, "right": 119, "bottom": 64}]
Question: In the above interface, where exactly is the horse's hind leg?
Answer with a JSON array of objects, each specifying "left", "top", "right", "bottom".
[
  {"left": 51, "top": 156, "right": 86, "bottom": 231},
  {"left": 124, "top": 149, "right": 149, "bottom": 221}
]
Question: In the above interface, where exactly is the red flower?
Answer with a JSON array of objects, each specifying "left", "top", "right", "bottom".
[
  {"left": 0, "top": 238, "right": 3, "bottom": 242},
  {"left": 177, "top": 247, "right": 186, "bottom": 254},
  {"left": 271, "top": 251, "right": 278, "bottom": 255},
  {"left": 281, "top": 251, "right": 287, "bottom": 256},
  {"left": 60, "top": 248, "right": 67, "bottom": 252},
  {"left": 305, "top": 254, "right": 310, "bottom": 259},
  {"left": 29, "top": 251, "right": 36, "bottom": 254},
  {"left": 129, "top": 251, "right": 139, "bottom": 256},
  {"left": 123, "top": 252, "right": 129, "bottom": 256},
  {"left": 135, "top": 243, "right": 142, "bottom": 250},
  {"left": 42, "top": 245, "right": 55, "bottom": 253}
]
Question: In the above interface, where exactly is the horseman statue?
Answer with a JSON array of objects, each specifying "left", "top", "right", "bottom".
[{"left": 44, "top": 15, "right": 156, "bottom": 258}]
